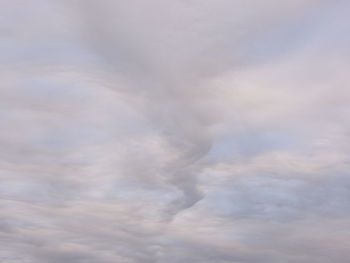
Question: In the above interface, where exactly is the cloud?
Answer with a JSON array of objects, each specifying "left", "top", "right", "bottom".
[{"left": 1, "top": 0, "right": 350, "bottom": 262}]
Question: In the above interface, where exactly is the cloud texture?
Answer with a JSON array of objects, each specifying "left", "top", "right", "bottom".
[{"left": 1, "top": 0, "right": 350, "bottom": 262}]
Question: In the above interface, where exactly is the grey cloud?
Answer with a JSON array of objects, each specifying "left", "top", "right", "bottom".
[
  {"left": 1, "top": 0, "right": 350, "bottom": 262},
  {"left": 72, "top": 0, "right": 326, "bottom": 216}
]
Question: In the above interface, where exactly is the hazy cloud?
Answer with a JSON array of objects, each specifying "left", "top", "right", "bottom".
[{"left": 1, "top": 0, "right": 350, "bottom": 262}]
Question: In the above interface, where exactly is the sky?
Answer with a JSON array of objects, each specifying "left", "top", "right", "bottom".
[{"left": 1, "top": 0, "right": 350, "bottom": 262}]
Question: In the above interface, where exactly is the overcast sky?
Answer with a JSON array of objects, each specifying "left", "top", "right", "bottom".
[{"left": 1, "top": 0, "right": 350, "bottom": 262}]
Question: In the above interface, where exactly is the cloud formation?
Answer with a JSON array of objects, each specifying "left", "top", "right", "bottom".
[{"left": 1, "top": 0, "right": 350, "bottom": 262}]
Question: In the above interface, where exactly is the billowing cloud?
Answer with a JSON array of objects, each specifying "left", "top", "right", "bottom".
[{"left": 1, "top": 0, "right": 350, "bottom": 262}]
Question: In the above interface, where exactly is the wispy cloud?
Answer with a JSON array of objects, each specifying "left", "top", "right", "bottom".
[{"left": 1, "top": 0, "right": 350, "bottom": 262}]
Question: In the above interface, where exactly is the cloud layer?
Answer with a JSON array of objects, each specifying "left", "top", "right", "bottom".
[{"left": 1, "top": 0, "right": 350, "bottom": 262}]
